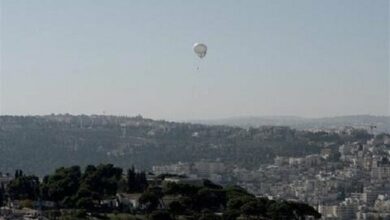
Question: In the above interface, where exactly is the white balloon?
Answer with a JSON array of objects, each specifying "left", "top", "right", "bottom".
[{"left": 193, "top": 43, "right": 207, "bottom": 58}]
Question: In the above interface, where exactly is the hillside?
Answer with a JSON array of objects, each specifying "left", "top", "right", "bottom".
[
  {"left": 0, "top": 115, "right": 373, "bottom": 176},
  {"left": 194, "top": 115, "right": 390, "bottom": 133}
]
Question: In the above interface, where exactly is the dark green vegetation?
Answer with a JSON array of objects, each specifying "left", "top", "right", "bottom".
[
  {"left": 6, "top": 165, "right": 147, "bottom": 207},
  {"left": 2, "top": 164, "right": 321, "bottom": 220},
  {"left": 0, "top": 115, "right": 373, "bottom": 175}
]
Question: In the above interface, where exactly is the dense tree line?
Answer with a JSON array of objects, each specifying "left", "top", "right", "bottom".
[
  {"left": 4, "top": 164, "right": 147, "bottom": 209},
  {"left": 1, "top": 164, "right": 321, "bottom": 219},
  {"left": 139, "top": 181, "right": 321, "bottom": 220}
]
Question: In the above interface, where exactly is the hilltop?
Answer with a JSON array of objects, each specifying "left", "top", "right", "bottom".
[{"left": 193, "top": 115, "right": 390, "bottom": 133}]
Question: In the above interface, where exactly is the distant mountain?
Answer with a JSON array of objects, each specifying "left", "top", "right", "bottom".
[
  {"left": 193, "top": 115, "right": 390, "bottom": 134},
  {"left": 0, "top": 115, "right": 375, "bottom": 176}
]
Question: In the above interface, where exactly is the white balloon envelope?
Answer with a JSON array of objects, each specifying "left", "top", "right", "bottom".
[{"left": 193, "top": 43, "right": 207, "bottom": 59}]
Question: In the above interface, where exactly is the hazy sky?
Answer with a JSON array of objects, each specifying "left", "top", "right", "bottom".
[{"left": 1, "top": 0, "right": 389, "bottom": 120}]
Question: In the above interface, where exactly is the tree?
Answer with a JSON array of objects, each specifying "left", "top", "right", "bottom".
[
  {"left": 203, "top": 179, "right": 223, "bottom": 190},
  {"left": 163, "top": 182, "right": 200, "bottom": 197},
  {"left": 267, "top": 201, "right": 294, "bottom": 220},
  {"left": 225, "top": 186, "right": 254, "bottom": 202},
  {"left": 149, "top": 210, "right": 173, "bottom": 220},
  {"left": 222, "top": 210, "right": 240, "bottom": 220},
  {"left": 169, "top": 201, "right": 185, "bottom": 219},
  {"left": 177, "top": 196, "right": 193, "bottom": 211},
  {"left": 127, "top": 167, "right": 148, "bottom": 193},
  {"left": 196, "top": 188, "right": 226, "bottom": 211},
  {"left": 78, "top": 164, "right": 122, "bottom": 201},
  {"left": 8, "top": 175, "right": 40, "bottom": 200},
  {"left": 255, "top": 198, "right": 268, "bottom": 218},
  {"left": 239, "top": 199, "right": 267, "bottom": 220},
  {"left": 0, "top": 184, "right": 5, "bottom": 206},
  {"left": 20, "top": 199, "right": 34, "bottom": 208},
  {"left": 288, "top": 201, "right": 321, "bottom": 219},
  {"left": 14, "top": 169, "right": 23, "bottom": 179},
  {"left": 75, "top": 197, "right": 94, "bottom": 210},
  {"left": 127, "top": 166, "right": 136, "bottom": 193},
  {"left": 199, "top": 210, "right": 221, "bottom": 220},
  {"left": 139, "top": 191, "right": 160, "bottom": 213},
  {"left": 40, "top": 166, "right": 81, "bottom": 204},
  {"left": 227, "top": 196, "right": 254, "bottom": 211},
  {"left": 241, "top": 201, "right": 259, "bottom": 220},
  {"left": 72, "top": 185, "right": 96, "bottom": 210}
]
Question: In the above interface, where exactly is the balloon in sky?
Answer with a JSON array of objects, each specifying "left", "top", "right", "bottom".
[{"left": 193, "top": 43, "right": 207, "bottom": 59}]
